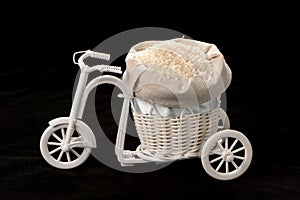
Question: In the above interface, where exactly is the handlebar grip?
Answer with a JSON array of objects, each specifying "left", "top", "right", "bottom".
[
  {"left": 90, "top": 51, "right": 110, "bottom": 61},
  {"left": 102, "top": 66, "right": 122, "bottom": 74}
]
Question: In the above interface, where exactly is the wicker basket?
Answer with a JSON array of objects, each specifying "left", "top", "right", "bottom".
[{"left": 132, "top": 105, "right": 220, "bottom": 161}]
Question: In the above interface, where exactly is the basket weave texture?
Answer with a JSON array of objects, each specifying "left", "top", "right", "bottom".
[{"left": 133, "top": 107, "right": 220, "bottom": 160}]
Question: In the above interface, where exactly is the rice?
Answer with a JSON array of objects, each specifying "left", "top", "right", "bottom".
[{"left": 132, "top": 40, "right": 215, "bottom": 81}]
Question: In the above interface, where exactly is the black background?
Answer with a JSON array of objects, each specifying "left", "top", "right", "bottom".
[{"left": 1, "top": 3, "right": 299, "bottom": 200}]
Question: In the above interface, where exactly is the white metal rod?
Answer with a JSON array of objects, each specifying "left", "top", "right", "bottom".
[{"left": 65, "top": 69, "right": 89, "bottom": 144}]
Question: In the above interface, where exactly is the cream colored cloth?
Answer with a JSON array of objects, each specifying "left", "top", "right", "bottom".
[{"left": 123, "top": 38, "right": 232, "bottom": 108}]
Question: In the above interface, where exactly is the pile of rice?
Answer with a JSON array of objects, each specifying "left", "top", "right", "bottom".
[{"left": 132, "top": 40, "right": 215, "bottom": 81}]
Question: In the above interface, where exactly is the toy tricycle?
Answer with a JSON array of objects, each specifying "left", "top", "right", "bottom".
[{"left": 40, "top": 50, "right": 252, "bottom": 180}]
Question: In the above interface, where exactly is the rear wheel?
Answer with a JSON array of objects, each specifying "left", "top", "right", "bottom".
[{"left": 201, "top": 130, "right": 252, "bottom": 180}]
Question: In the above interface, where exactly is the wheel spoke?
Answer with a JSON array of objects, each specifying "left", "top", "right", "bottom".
[
  {"left": 210, "top": 145, "right": 222, "bottom": 155},
  {"left": 49, "top": 147, "right": 61, "bottom": 155},
  {"left": 66, "top": 152, "right": 71, "bottom": 162},
  {"left": 229, "top": 139, "right": 238, "bottom": 151},
  {"left": 226, "top": 162, "right": 229, "bottom": 174},
  {"left": 210, "top": 149, "right": 222, "bottom": 155},
  {"left": 232, "top": 146, "right": 245, "bottom": 154},
  {"left": 234, "top": 155, "right": 245, "bottom": 160},
  {"left": 52, "top": 133, "right": 62, "bottom": 142},
  {"left": 61, "top": 128, "right": 65, "bottom": 140},
  {"left": 57, "top": 150, "right": 64, "bottom": 161},
  {"left": 210, "top": 156, "right": 223, "bottom": 164},
  {"left": 225, "top": 137, "right": 228, "bottom": 150},
  {"left": 231, "top": 160, "right": 239, "bottom": 169},
  {"left": 217, "top": 140, "right": 225, "bottom": 151},
  {"left": 216, "top": 159, "right": 224, "bottom": 172},
  {"left": 70, "top": 148, "right": 80, "bottom": 158},
  {"left": 48, "top": 142, "right": 61, "bottom": 146}
]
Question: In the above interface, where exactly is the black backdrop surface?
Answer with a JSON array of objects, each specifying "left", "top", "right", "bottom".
[{"left": 1, "top": 3, "right": 299, "bottom": 200}]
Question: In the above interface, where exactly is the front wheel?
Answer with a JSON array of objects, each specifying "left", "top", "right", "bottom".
[
  {"left": 40, "top": 124, "right": 91, "bottom": 169},
  {"left": 201, "top": 130, "right": 252, "bottom": 180}
]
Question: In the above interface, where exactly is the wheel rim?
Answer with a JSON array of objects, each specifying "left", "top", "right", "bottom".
[
  {"left": 201, "top": 130, "right": 252, "bottom": 180},
  {"left": 40, "top": 124, "right": 91, "bottom": 169}
]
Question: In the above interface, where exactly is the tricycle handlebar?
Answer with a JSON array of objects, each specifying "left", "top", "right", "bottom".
[{"left": 72, "top": 50, "right": 121, "bottom": 74}]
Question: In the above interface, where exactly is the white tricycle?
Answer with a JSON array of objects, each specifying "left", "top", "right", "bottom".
[{"left": 40, "top": 50, "right": 252, "bottom": 180}]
